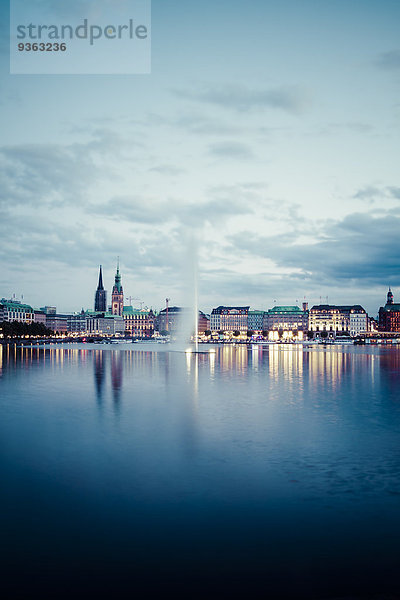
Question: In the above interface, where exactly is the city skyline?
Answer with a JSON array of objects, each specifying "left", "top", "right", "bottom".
[
  {"left": 1, "top": 1, "right": 399, "bottom": 315},
  {"left": 1, "top": 259, "right": 397, "bottom": 321}
]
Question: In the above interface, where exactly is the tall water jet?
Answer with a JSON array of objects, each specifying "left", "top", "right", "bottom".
[
  {"left": 193, "top": 242, "right": 199, "bottom": 353},
  {"left": 172, "top": 231, "right": 200, "bottom": 352}
]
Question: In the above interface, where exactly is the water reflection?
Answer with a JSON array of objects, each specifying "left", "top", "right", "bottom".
[
  {"left": 94, "top": 350, "right": 105, "bottom": 405},
  {"left": 0, "top": 343, "right": 399, "bottom": 378},
  {"left": 1, "top": 343, "right": 400, "bottom": 417},
  {"left": 379, "top": 349, "right": 400, "bottom": 401},
  {"left": 268, "top": 344, "right": 304, "bottom": 380},
  {"left": 218, "top": 344, "right": 248, "bottom": 374},
  {"left": 110, "top": 351, "right": 123, "bottom": 406},
  {"left": 2, "top": 342, "right": 400, "bottom": 599}
]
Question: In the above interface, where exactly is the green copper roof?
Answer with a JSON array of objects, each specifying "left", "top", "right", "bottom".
[
  {"left": 113, "top": 260, "right": 123, "bottom": 292},
  {"left": 0, "top": 300, "right": 33, "bottom": 311},
  {"left": 123, "top": 306, "right": 152, "bottom": 316},
  {"left": 382, "top": 304, "right": 400, "bottom": 311},
  {"left": 268, "top": 306, "right": 303, "bottom": 314}
]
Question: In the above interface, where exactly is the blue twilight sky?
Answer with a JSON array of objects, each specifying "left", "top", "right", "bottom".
[{"left": 0, "top": 0, "right": 399, "bottom": 315}]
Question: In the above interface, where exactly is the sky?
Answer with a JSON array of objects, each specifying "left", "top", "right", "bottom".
[{"left": 0, "top": 0, "right": 399, "bottom": 316}]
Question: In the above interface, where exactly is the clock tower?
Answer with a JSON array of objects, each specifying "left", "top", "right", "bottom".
[{"left": 111, "top": 259, "right": 124, "bottom": 316}]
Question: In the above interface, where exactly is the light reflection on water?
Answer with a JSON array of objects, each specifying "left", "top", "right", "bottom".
[{"left": 1, "top": 342, "right": 400, "bottom": 598}]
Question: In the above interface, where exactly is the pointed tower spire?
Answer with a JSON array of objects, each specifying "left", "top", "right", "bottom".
[
  {"left": 98, "top": 265, "right": 104, "bottom": 290},
  {"left": 94, "top": 265, "right": 107, "bottom": 312},
  {"left": 387, "top": 287, "right": 394, "bottom": 305},
  {"left": 112, "top": 259, "right": 124, "bottom": 316}
]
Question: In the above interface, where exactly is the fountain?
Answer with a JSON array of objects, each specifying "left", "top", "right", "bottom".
[{"left": 170, "top": 232, "right": 210, "bottom": 354}]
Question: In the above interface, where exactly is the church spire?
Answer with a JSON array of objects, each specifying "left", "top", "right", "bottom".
[
  {"left": 94, "top": 265, "right": 107, "bottom": 312},
  {"left": 97, "top": 265, "right": 104, "bottom": 290},
  {"left": 387, "top": 287, "right": 394, "bottom": 305}
]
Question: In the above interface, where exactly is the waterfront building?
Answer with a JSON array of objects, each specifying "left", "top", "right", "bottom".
[
  {"left": 198, "top": 311, "right": 210, "bottom": 333},
  {"left": 210, "top": 306, "right": 249, "bottom": 333},
  {"left": 156, "top": 306, "right": 182, "bottom": 333},
  {"left": 45, "top": 313, "right": 68, "bottom": 334},
  {"left": 86, "top": 313, "right": 125, "bottom": 336},
  {"left": 123, "top": 307, "right": 155, "bottom": 338},
  {"left": 369, "top": 316, "right": 378, "bottom": 333},
  {"left": 67, "top": 311, "right": 87, "bottom": 334},
  {"left": 155, "top": 307, "right": 207, "bottom": 336},
  {"left": 94, "top": 265, "right": 107, "bottom": 312},
  {"left": 248, "top": 310, "right": 265, "bottom": 332},
  {"left": 111, "top": 262, "right": 124, "bottom": 317},
  {"left": 33, "top": 310, "right": 46, "bottom": 325},
  {"left": 349, "top": 309, "right": 369, "bottom": 336},
  {"left": 263, "top": 305, "right": 308, "bottom": 340},
  {"left": 378, "top": 288, "right": 400, "bottom": 332},
  {"left": 0, "top": 299, "right": 34, "bottom": 324},
  {"left": 309, "top": 305, "right": 367, "bottom": 338}
]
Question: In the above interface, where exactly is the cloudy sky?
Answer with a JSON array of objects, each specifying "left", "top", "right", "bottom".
[{"left": 1, "top": 0, "right": 400, "bottom": 316}]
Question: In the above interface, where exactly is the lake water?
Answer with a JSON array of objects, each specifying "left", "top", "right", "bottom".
[{"left": 1, "top": 342, "right": 400, "bottom": 599}]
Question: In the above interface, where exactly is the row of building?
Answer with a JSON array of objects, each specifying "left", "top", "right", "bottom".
[
  {"left": 1, "top": 264, "right": 400, "bottom": 338},
  {"left": 209, "top": 304, "right": 370, "bottom": 340},
  {"left": 207, "top": 289, "right": 400, "bottom": 338}
]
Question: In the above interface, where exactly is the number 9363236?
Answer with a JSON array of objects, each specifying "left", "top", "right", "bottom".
[{"left": 18, "top": 42, "right": 67, "bottom": 51}]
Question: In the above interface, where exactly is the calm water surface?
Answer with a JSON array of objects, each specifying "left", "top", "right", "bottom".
[{"left": 1, "top": 343, "right": 400, "bottom": 598}]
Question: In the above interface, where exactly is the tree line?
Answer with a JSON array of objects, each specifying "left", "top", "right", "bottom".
[{"left": 0, "top": 321, "right": 53, "bottom": 338}]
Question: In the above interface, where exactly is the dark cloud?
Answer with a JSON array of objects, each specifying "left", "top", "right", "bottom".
[
  {"left": 173, "top": 113, "right": 242, "bottom": 136},
  {"left": 0, "top": 132, "right": 123, "bottom": 208},
  {"left": 375, "top": 50, "right": 400, "bottom": 70},
  {"left": 228, "top": 209, "right": 400, "bottom": 289},
  {"left": 329, "top": 122, "right": 374, "bottom": 134},
  {"left": 353, "top": 185, "right": 400, "bottom": 202},
  {"left": 0, "top": 144, "right": 96, "bottom": 206},
  {"left": 0, "top": 211, "right": 186, "bottom": 283},
  {"left": 93, "top": 196, "right": 167, "bottom": 224},
  {"left": 388, "top": 187, "right": 400, "bottom": 199},
  {"left": 143, "top": 111, "right": 243, "bottom": 137},
  {"left": 208, "top": 141, "right": 254, "bottom": 160},
  {"left": 177, "top": 84, "right": 310, "bottom": 115},
  {"left": 149, "top": 164, "right": 185, "bottom": 176},
  {"left": 90, "top": 184, "right": 256, "bottom": 228},
  {"left": 353, "top": 185, "right": 382, "bottom": 201}
]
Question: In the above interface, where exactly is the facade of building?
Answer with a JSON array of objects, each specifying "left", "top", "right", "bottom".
[
  {"left": 67, "top": 311, "right": 88, "bottom": 333},
  {"left": 198, "top": 311, "right": 210, "bottom": 333},
  {"left": 40, "top": 306, "right": 56, "bottom": 315},
  {"left": 156, "top": 306, "right": 182, "bottom": 334},
  {"left": 349, "top": 310, "right": 369, "bottom": 336},
  {"left": 155, "top": 307, "right": 208, "bottom": 336},
  {"left": 94, "top": 265, "right": 107, "bottom": 312},
  {"left": 86, "top": 314, "right": 125, "bottom": 336},
  {"left": 262, "top": 306, "right": 308, "bottom": 340},
  {"left": 45, "top": 314, "right": 68, "bottom": 334},
  {"left": 0, "top": 299, "right": 34, "bottom": 324},
  {"left": 210, "top": 306, "right": 249, "bottom": 332},
  {"left": 33, "top": 310, "right": 46, "bottom": 325},
  {"left": 309, "top": 305, "right": 367, "bottom": 337},
  {"left": 379, "top": 288, "right": 400, "bottom": 332},
  {"left": 111, "top": 262, "right": 124, "bottom": 317},
  {"left": 369, "top": 316, "right": 378, "bottom": 333},
  {"left": 123, "top": 307, "right": 155, "bottom": 338},
  {"left": 248, "top": 310, "right": 265, "bottom": 332}
]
